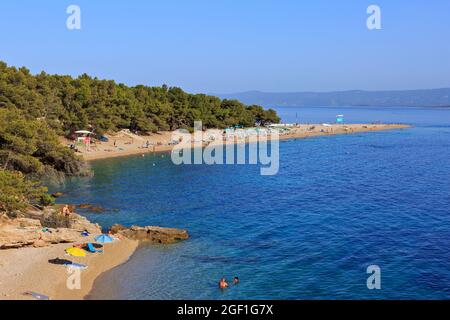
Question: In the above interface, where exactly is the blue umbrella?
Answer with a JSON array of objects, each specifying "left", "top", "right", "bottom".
[
  {"left": 94, "top": 234, "right": 114, "bottom": 243},
  {"left": 94, "top": 234, "right": 114, "bottom": 254}
]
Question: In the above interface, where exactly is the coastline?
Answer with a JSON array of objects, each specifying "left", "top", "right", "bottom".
[
  {"left": 0, "top": 123, "right": 409, "bottom": 301},
  {"left": 0, "top": 234, "right": 138, "bottom": 300},
  {"left": 79, "top": 124, "right": 410, "bottom": 161}
]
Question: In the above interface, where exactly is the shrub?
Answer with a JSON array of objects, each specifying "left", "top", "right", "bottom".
[
  {"left": 0, "top": 168, "right": 48, "bottom": 213},
  {"left": 42, "top": 212, "right": 72, "bottom": 229},
  {"left": 39, "top": 193, "right": 56, "bottom": 206}
]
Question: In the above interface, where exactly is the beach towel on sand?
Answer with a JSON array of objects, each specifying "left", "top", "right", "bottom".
[
  {"left": 65, "top": 263, "right": 88, "bottom": 270},
  {"left": 24, "top": 291, "right": 50, "bottom": 300}
]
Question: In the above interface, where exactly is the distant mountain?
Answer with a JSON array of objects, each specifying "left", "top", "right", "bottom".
[{"left": 218, "top": 89, "right": 450, "bottom": 108}]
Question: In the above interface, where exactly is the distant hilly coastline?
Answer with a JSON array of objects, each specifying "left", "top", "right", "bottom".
[{"left": 218, "top": 88, "right": 450, "bottom": 108}]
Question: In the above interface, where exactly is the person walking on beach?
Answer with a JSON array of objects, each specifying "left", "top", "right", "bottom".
[{"left": 219, "top": 278, "right": 229, "bottom": 289}]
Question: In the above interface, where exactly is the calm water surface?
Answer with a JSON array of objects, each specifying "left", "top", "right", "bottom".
[{"left": 57, "top": 107, "right": 450, "bottom": 299}]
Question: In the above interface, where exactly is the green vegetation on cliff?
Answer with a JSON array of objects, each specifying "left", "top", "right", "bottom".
[
  {"left": 0, "top": 108, "right": 89, "bottom": 178},
  {"left": 0, "top": 168, "right": 48, "bottom": 213}
]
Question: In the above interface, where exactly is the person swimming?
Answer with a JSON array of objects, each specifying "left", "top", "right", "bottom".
[
  {"left": 233, "top": 277, "right": 239, "bottom": 285},
  {"left": 219, "top": 278, "right": 229, "bottom": 289}
]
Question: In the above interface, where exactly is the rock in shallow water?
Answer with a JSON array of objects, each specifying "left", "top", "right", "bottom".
[
  {"left": 109, "top": 224, "right": 189, "bottom": 244},
  {"left": 0, "top": 207, "right": 186, "bottom": 249},
  {"left": 76, "top": 204, "right": 107, "bottom": 213}
]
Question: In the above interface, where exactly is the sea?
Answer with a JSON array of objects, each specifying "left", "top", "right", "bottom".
[{"left": 55, "top": 106, "right": 450, "bottom": 300}]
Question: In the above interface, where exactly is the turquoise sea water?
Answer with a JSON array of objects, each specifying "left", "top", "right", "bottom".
[{"left": 57, "top": 107, "right": 450, "bottom": 300}]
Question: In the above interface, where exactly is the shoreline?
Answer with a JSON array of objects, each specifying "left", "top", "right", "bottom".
[
  {"left": 79, "top": 124, "right": 410, "bottom": 161},
  {"left": 0, "top": 214, "right": 189, "bottom": 300},
  {"left": 0, "top": 211, "right": 139, "bottom": 300},
  {"left": 0, "top": 235, "right": 138, "bottom": 300}
]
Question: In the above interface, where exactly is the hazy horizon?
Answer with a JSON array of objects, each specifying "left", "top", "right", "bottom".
[
  {"left": 1, "top": 0, "right": 450, "bottom": 93},
  {"left": 216, "top": 88, "right": 450, "bottom": 95}
]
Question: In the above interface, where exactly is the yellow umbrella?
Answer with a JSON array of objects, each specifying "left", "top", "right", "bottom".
[{"left": 66, "top": 247, "right": 87, "bottom": 257}]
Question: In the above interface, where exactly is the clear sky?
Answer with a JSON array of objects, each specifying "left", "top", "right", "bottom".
[{"left": 0, "top": 0, "right": 449, "bottom": 93}]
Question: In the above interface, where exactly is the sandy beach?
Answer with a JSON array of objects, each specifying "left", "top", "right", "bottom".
[
  {"left": 76, "top": 124, "right": 410, "bottom": 161},
  {"left": 0, "top": 235, "right": 138, "bottom": 300}
]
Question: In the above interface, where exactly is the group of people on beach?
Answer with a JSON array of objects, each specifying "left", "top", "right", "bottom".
[{"left": 219, "top": 277, "right": 239, "bottom": 289}]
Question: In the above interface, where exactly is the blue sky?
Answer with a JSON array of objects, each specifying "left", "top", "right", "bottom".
[{"left": 0, "top": 0, "right": 449, "bottom": 93}]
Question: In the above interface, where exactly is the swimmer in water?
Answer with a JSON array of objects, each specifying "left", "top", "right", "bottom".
[
  {"left": 219, "top": 278, "right": 229, "bottom": 289},
  {"left": 233, "top": 277, "right": 239, "bottom": 285}
]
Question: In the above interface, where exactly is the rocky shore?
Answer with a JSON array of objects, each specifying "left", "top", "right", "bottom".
[
  {"left": 0, "top": 207, "right": 189, "bottom": 300},
  {"left": 110, "top": 224, "right": 189, "bottom": 244},
  {"left": 0, "top": 207, "right": 101, "bottom": 250}
]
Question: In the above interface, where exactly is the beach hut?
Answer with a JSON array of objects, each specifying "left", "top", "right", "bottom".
[
  {"left": 75, "top": 130, "right": 93, "bottom": 136},
  {"left": 74, "top": 130, "right": 93, "bottom": 151}
]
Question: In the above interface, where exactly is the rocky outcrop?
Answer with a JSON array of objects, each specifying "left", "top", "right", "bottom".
[
  {"left": 76, "top": 204, "right": 107, "bottom": 213},
  {"left": 1, "top": 207, "right": 187, "bottom": 249},
  {"left": 110, "top": 224, "right": 189, "bottom": 244},
  {"left": 0, "top": 224, "right": 84, "bottom": 250},
  {"left": 20, "top": 207, "right": 101, "bottom": 234},
  {"left": 51, "top": 192, "right": 64, "bottom": 198},
  {"left": 0, "top": 226, "right": 39, "bottom": 249},
  {"left": 15, "top": 218, "right": 42, "bottom": 228},
  {"left": 68, "top": 214, "right": 101, "bottom": 234}
]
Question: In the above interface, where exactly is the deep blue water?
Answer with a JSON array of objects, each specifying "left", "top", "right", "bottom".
[{"left": 57, "top": 106, "right": 450, "bottom": 300}]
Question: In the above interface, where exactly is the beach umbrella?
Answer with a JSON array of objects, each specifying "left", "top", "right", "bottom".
[
  {"left": 94, "top": 234, "right": 114, "bottom": 254},
  {"left": 66, "top": 247, "right": 87, "bottom": 257},
  {"left": 94, "top": 234, "right": 114, "bottom": 243}
]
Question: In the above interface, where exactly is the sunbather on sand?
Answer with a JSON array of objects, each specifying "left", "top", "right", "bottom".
[{"left": 61, "top": 205, "right": 71, "bottom": 217}]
